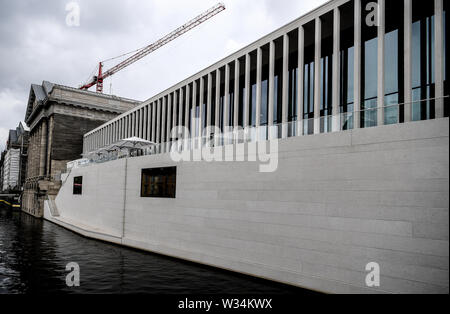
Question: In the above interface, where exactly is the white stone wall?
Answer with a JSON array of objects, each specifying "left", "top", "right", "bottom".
[{"left": 47, "top": 118, "right": 449, "bottom": 294}]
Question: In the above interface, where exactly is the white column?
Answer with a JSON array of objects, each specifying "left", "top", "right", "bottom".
[
  {"left": 234, "top": 60, "right": 240, "bottom": 127},
  {"left": 282, "top": 33, "right": 289, "bottom": 138},
  {"left": 244, "top": 54, "right": 251, "bottom": 129},
  {"left": 314, "top": 17, "right": 322, "bottom": 134},
  {"left": 256, "top": 47, "right": 262, "bottom": 128},
  {"left": 268, "top": 41, "right": 275, "bottom": 131},
  {"left": 377, "top": 0, "right": 385, "bottom": 125},
  {"left": 404, "top": 0, "right": 412, "bottom": 122},
  {"left": 332, "top": 8, "right": 340, "bottom": 131},
  {"left": 354, "top": 0, "right": 362, "bottom": 128},
  {"left": 435, "top": 0, "right": 445, "bottom": 118}
]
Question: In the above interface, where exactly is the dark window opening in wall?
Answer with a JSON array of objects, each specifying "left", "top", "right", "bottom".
[
  {"left": 141, "top": 167, "right": 176, "bottom": 199},
  {"left": 73, "top": 176, "right": 82, "bottom": 195},
  {"left": 228, "top": 62, "right": 236, "bottom": 127},
  {"left": 274, "top": 36, "right": 284, "bottom": 133},
  {"left": 412, "top": 0, "right": 435, "bottom": 121},
  {"left": 261, "top": 44, "right": 270, "bottom": 129},
  {"left": 249, "top": 50, "right": 258, "bottom": 127},
  {"left": 339, "top": 7, "right": 354, "bottom": 134},
  {"left": 202, "top": 76, "right": 208, "bottom": 130},
  {"left": 361, "top": 0, "right": 378, "bottom": 128},
  {"left": 320, "top": 12, "right": 334, "bottom": 133},
  {"left": 385, "top": 0, "right": 405, "bottom": 125},
  {"left": 303, "top": 21, "right": 315, "bottom": 135},
  {"left": 288, "top": 29, "right": 299, "bottom": 137},
  {"left": 238, "top": 57, "right": 246, "bottom": 127},
  {"left": 219, "top": 67, "right": 226, "bottom": 132},
  {"left": 444, "top": 1, "right": 449, "bottom": 117}
]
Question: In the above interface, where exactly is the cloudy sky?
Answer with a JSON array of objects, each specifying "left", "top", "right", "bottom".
[{"left": 0, "top": 0, "right": 327, "bottom": 151}]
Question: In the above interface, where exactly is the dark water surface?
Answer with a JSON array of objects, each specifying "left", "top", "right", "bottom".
[{"left": 0, "top": 207, "right": 315, "bottom": 295}]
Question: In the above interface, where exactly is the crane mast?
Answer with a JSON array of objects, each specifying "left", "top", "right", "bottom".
[{"left": 80, "top": 3, "right": 226, "bottom": 93}]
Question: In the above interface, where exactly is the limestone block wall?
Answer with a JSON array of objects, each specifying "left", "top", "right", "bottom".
[{"left": 49, "top": 118, "right": 449, "bottom": 294}]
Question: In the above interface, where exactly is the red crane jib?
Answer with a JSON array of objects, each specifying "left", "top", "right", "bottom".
[{"left": 79, "top": 3, "right": 225, "bottom": 93}]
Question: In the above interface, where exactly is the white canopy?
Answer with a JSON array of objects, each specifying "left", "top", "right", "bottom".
[
  {"left": 83, "top": 137, "right": 157, "bottom": 159},
  {"left": 109, "top": 137, "right": 157, "bottom": 150}
]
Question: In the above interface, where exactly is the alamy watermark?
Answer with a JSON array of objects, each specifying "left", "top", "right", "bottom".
[
  {"left": 65, "top": 2, "right": 80, "bottom": 27},
  {"left": 365, "top": 2, "right": 380, "bottom": 27},
  {"left": 65, "top": 262, "right": 80, "bottom": 287},
  {"left": 365, "top": 262, "right": 380, "bottom": 288},
  {"left": 168, "top": 121, "right": 279, "bottom": 173}
]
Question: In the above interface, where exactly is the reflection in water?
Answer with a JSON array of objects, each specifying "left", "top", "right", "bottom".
[{"left": 0, "top": 207, "right": 315, "bottom": 294}]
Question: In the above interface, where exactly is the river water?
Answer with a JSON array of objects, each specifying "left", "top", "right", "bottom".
[{"left": 0, "top": 207, "right": 315, "bottom": 295}]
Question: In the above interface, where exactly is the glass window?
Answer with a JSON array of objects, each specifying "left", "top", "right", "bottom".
[
  {"left": 141, "top": 167, "right": 176, "bottom": 199},
  {"left": 228, "top": 62, "right": 236, "bottom": 127},
  {"left": 320, "top": 12, "right": 334, "bottom": 133},
  {"left": 274, "top": 37, "right": 284, "bottom": 134},
  {"left": 202, "top": 76, "right": 208, "bottom": 130},
  {"left": 412, "top": 0, "right": 435, "bottom": 121},
  {"left": 73, "top": 176, "right": 82, "bottom": 195},
  {"left": 339, "top": 1, "right": 355, "bottom": 131},
  {"left": 188, "top": 84, "right": 193, "bottom": 138},
  {"left": 384, "top": 0, "right": 405, "bottom": 125},
  {"left": 303, "top": 21, "right": 315, "bottom": 135},
  {"left": 361, "top": 0, "right": 378, "bottom": 128},
  {"left": 180, "top": 88, "right": 186, "bottom": 128},
  {"left": 288, "top": 30, "right": 299, "bottom": 137},
  {"left": 211, "top": 73, "right": 217, "bottom": 128},
  {"left": 238, "top": 57, "right": 246, "bottom": 127},
  {"left": 261, "top": 44, "right": 270, "bottom": 139},
  {"left": 248, "top": 51, "right": 257, "bottom": 128},
  {"left": 219, "top": 67, "right": 226, "bottom": 132}
]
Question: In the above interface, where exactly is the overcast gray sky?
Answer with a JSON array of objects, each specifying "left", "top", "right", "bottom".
[{"left": 0, "top": 0, "right": 327, "bottom": 151}]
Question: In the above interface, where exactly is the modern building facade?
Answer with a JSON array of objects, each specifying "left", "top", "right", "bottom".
[
  {"left": 44, "top": 0, "right": 448, "bottom": 294},
  {"left": 83, "top": 0, "right": 448, "bottom": 153},
  {"left": 22, "top": 81, "right": 139, "bottom": 217}
]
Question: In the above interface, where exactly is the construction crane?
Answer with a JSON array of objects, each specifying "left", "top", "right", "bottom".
[{"left": 80, "top": 3, "right": 226, "bottom": 93}]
